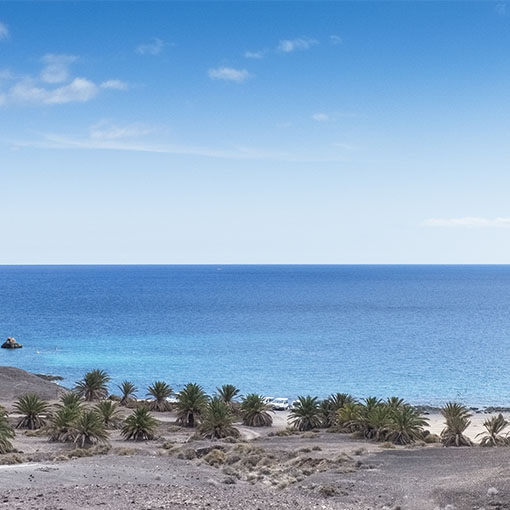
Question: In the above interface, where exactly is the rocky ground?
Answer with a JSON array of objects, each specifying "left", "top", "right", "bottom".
[
  {"left": 1, "top": 425, "right": 510, "bottom": 510},
  {"left": 1, "top": 367, "right": 510, "bottom": 509}
]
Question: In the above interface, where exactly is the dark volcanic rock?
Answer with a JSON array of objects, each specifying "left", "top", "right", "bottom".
[{"left": 1, "top": 337, "right": 22, "bottom": 349}]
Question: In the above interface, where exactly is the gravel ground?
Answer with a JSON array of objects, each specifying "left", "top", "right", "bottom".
[{"left": 1, "top": 441, "right": 510, "bottom": 509}]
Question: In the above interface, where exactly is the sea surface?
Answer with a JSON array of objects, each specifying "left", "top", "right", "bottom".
[{"left": 1, "top": 265, "right": 509, "bottom": 407}]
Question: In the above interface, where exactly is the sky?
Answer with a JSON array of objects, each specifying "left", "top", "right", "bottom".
[{"left": 0, "top": 1, "right": 510, "bottom": 264}]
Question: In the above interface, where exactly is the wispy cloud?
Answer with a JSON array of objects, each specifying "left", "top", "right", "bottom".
[
  {"left": 0, "top": 21, "right": 9, "bottom": 40},
  {"left": 422, "top": 217, "right": 510, "bottom": 229},
  {"left": 208, "top": 66, "right": 252, "bottom": 83},
  {"left": 14, "top": 131, "right": 346, "bottom": 163},
  {"left": 89, "top": 120, "right": 152, "bottom": 140},
  {"left": 329, "top": 35, "right": 343, "bottom": 45},
  {"left": 495, "top": 3, "right": 507, "bottom": 16},
  {"left": 100, "top": 79, "right": 128, "bottom": 90},
  {"left": 312, "top": 113, "right": 330, "bottom": 122},
  {"left": 0, "top": 55, "right": 127, "bottom": 107},
  {"left": 40, "top": 54, "right": 77, "bottom": 84},
  {"left": 277, "top": 37, "right": 318, "bottom": 53},
  {"left": 135, "top": 38, "right": 166, "bottom": 55},
  {"left": 244, "top": 50, "right": 265, "bottom": 59}
]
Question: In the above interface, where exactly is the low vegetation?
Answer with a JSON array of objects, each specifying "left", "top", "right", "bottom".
[
  {"left": 0, "top": 406, "right": 15, "bottom": 454},
  {"left": 147, "top": 381, "right": 173, "bottom": 412},
  {"left": 14, "top": 394, "right": 49, "bottom": 430},
  {"left": 289, "top": 396, "right": 322, "bottom": 431},
  {"left": 74, "top": 369, "right": 111, "bottom": 401},
  {"left": 199, "top": 397, "right": 240, "bottom": 439},
  {"left": 2, "top": 367, "right": 509, "bottom": 455},
  {"left": 121, "top": 406, "right": 158, "bottom": 440},
  {"left": 477, "top": 413, "right": 509, "bottom": 447},
  {"left": 240, "top": 394, "right": 273, "bottom": 427},
  {"left": 176, "top": 383, "right": 208, "bottom": 427},
  {"left": 118, "top": 381, "right": 138, "bottom": 405},
  {"left": 73, "top": 410, "right": 109, "bottom": 448},
  {"left": 440, "top": 402, "right": 473, "bottom": 447}
]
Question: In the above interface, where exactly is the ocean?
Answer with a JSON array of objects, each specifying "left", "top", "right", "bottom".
[{"left": 1, "top": 265, "right": 509, "bottom": 407}]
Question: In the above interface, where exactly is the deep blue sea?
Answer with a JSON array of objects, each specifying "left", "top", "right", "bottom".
[{"left": 1, "top": 265, "right": 509, "bottom": 407}]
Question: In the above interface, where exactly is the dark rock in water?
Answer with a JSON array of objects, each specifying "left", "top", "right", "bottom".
[
  {"left": 1, "top": 337, "right": 22, "bottom": 349},
  {"left": 35, "top": 374, "right": 64, "bottom": 382}
]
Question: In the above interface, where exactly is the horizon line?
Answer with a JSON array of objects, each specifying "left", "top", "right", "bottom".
[{"left": 0, "top": 263, "right": 510, "bottom": 267}]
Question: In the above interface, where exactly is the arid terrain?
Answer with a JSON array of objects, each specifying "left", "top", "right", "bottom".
[{"left": 1, "top": 367, "right": 509, "bottom": 510}]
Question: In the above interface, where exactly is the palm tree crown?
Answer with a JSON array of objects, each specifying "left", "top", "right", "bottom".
[
  {"left": 176, "top": 383, "right": 209, "bottom": 427},
  {"left": 199, "top": 397, "right": 240, "bottom": 439},
  {"left": 74, "top": 369, "right": 110, "bottom": 401},
  {"left": 440, "top": 402, "right": 473, "bottom": 447},
  {"left": 14, "top": 394, "right": 49, "bottom": 430},
  {"left": 118, "top": 381, "right": 138, "bottom": 405},
  {"left": 122, "top": 406, "right": 159, "bottom": 441},
  {"left": 289, "top": 395, "right": 322, "bottom": 431},
  {"left": 240, "top": 394, "right": 273, "bottom": 427},
  {"left": 0, "top": 406, "right": 15, "bottom": 454},
  {"left": 147, "top": 381, "right": 173, "bottom": 412}
]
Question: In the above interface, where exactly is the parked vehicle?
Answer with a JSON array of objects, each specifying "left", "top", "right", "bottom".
[
  {"left": 272, "top": 397, "right": 289, "bottom": 411},
  {"left": 263, "top": 396, "right": 274, "bottom": 405}
]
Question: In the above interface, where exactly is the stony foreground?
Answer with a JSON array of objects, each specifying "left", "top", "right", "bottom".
[{"left": 2, "top": 440, "right": 510, "bottom": 510}]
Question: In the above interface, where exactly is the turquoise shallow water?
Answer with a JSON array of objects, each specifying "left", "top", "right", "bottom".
[{"left": 1, "top": 265, "right": 509, "bottom": 406}]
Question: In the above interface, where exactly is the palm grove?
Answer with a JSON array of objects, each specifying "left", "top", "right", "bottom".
[{"left": 0, "top": 368, "right": 508, "bottom": 454}]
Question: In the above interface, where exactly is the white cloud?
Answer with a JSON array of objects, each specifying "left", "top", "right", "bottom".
[
  {"left": 421, "top": 217, "right": 510, "bottom": 229},
  {"left": 244, "top": 50, "right": 264, "bottom": 59},
  {"left": 277, "top": 37, "right": 318, "bottom": 53},
  {"left": 0, "top": 55, "right": 127, "bottom": 107},
  {"left": 89, "top": 120, "right": 152, "bottom": 140},
  {"left": 100, "top": 79, "right": 128, "bottom": 90},
  {"left": 0, "top": 22, "right": 9, "bottom": 40},
  {"left": 329, "top": 35, "right": 343, "bottom": 45},
  {"left": 40, "top": 54, "right": 77, "bottom": 84},
  {"left": 312, "top": 113, "right": 330, "bottom": 122},
  {"left": 7, "top": 77, "right": 99, "bottom": 105},
  {"left": 208, "top": 67, "right": 252, "bottom": 83},
  {"left": 136, "top": 38, "right": 165, "bottom": 55}
]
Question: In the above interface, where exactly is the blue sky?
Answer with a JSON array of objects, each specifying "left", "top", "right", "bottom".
[{"left": 1, "top": 1, "right": 509, "bottom": 264}]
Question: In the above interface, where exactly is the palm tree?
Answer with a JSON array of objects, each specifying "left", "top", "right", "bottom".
[
  {"left": 477, "top": 414, "right": 509, "bottom": 447},
  {"left": 48, "top": 405, "right": 80, "bottom": 442},
  {"left": 73, "top": 410, "right": 109, "bottom": 448},
  {"left": 365, "top": 404, "right": 393, "bottom": 441},
  {"left": 58, "top": 392, "right": 83, "bottom": 411},
  {"left": 319, "top": 399, "right": 334, "bottom": 428},
  {"left": 386, "top": 396, "right": 406, "bottom": 410},
  {"left": 240, "top": 393, "right": 273, "bottom": 427},
  {"left": 118, "top": 381, "right": 138, "bottom": 405},
  {"left": 322, "top": 393, "right": 356, "bottom": 428},
  {"left": 122, "top": 406, "right": 159, "bottom": 441},
  {"left": 289, "top": 396, "right": 322, "bottom": 431},
  {"left": 199, "top": 397, "right": 240, "bottom": 439},
  {"left": 94, "top": 400, "right": 122, "bottom": 429},
  {"left": 74, "top": 369, "right": 110, "bottom": 401},
  {"left": 440, "top": 402, "right": 473, "bottom": 447},
  {"left": 336, "top": 402, "right": 362, "bottom": 432},
  {"left": 14, "top": 394, "right": 49, "bottom": 430},
  {"left": 216, "top": 384, "right": 240, "bottom": 405},
  {"left": 176, "top": 383, "right": 209, "bottom": 428},
  {"left": 0, "top": 407, "right": 15, "bottom": 454},
  {"left": 385, "top": 406, "right": 429, "bottom": 445},
  {"left": 146, "top": 381, "right": 172, "bottom": 412}
]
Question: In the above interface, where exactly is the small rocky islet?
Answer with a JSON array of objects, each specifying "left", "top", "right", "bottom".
[{"left": 1, "top": 338, "right": 22, "bottom": 349}]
